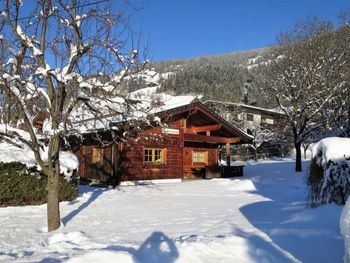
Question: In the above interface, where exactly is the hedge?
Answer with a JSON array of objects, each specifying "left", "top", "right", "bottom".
[{"left": 0, "top": 162, "right": 78, "bottom": 207}]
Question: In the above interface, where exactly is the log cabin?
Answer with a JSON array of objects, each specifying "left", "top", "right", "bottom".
[{"left": 71, "top": 102, "right": 252, "bottom": 185}]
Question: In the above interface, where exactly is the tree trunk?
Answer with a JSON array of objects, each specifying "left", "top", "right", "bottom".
[
  {"left": 47, "top": 168, "right": 60, "bottom": 232},
  {"left": 254, "top": 147, "right": 258, "bottom": 161},
  {"left": 295, "top": 142, "right": 302, "bottom": 172},
  {"left": 347, "top": 106, "right": 350, "bottom": 137}
]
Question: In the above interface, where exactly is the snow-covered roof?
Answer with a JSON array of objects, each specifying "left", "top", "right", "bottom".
[
  {"left": 204, "top": 99, "right": 285, "bottom": 115},
  {"left": 69, "top": 97, "right": 253, "bottom": 143},
  {"left": 69, "top": 86, "right": 200, "bottom": 134},
  {"left": 0, "top": 125, "right": 78, "bottom": 180}
]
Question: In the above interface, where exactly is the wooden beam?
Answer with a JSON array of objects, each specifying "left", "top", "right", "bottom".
[
  {"left": 189, "top": 124, "right": 222, "bottom": 133},
  {"left": 189, "top": 109, "right": 198, "bottom": 116},
  {"left": 184, "top": 133, "right": 241, "bottom": 144},
  {"left": 183, "top": 118, "right": 187, "bottom": 133}
]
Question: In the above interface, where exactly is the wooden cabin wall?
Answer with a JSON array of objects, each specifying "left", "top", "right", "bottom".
[
  {"left": 120, "top": 119, "right": 184, "bottom": 182},
  {"left": 74, "top": 143, "right": 118, "bottom": 183}
]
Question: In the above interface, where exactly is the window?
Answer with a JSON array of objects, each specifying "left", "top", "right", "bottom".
[
  {"left": 144, "top": 148, "right": 166, "bottom": 165},
  {"left": 192, "top": 151, "right": 208, "bottom": 164},
  {"left": 246, "top": 114, "right": 254, "bottom": 121},
  {"left": 266, "top": 118, "right": 274, "bottom": 125},
  {"left": 92, "top": 147, "right": 103, "bottom": 164},
  {"left": 261, "top": 117, "right": 274, "bottom": 125}
]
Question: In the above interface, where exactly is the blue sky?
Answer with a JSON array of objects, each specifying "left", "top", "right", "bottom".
[{"left": 134, "top": 0, "right": 350, "bottom": 61}]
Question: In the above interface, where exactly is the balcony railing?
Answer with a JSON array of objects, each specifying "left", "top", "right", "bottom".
[{"left": 205, "top": 165, "right": 244, "bottom": 179}]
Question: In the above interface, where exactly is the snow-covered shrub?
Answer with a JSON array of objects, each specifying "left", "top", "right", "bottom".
[
  {"left": 0, "top": 129, "right": 79, "bottom": 206},
  {"left": 0, "top": 162, "right": 78, "bottom": 206},
  {"left": 307, "top": 137, "right": 350, "bottom": 207}
]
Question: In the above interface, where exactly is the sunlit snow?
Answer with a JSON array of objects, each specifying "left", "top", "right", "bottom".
[{"left": 0, "top": 159, "right": 343, "bottom": 262}]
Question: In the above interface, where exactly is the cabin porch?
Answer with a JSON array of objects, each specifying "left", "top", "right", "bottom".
[
  {"left": 204, "top": 165, "right": 245, "bottom": 179},
  {"left": 183, "top": 138, "right": 245, "bottom": 179}
]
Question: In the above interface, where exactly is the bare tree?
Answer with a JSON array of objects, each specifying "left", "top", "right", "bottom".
[
  {"left": 245, "top": 123, "right": 277, "bottom": 161},
  {"left": 0, "top": 0, "right": 148, "bottom": 231},
  {"left": 320, "top": 24, "right": 350, "bottom": 137},
  {"left": 264, "top": 18, "right": 347, "bottom": 172}
]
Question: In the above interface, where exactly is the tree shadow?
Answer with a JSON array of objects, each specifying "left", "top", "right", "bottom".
[
  {"left": 239, "top": 160, "right": 343, "bottom": 262},
  {"left": 106, "top": 231, "right": 179, "bottom": 263},
  {"left": 37, "top": 231, "right": 178, "bottom": 263},
  {"left": 62, "top": 186, "right": 106, "bottom": 226},
  {"left": 62, "top": 182, "right": 163, "bottom": 226}
]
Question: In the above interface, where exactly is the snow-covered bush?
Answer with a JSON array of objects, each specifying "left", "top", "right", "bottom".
[
  {"left": 0, "top": 162, "right": 78, "bottom": 206},
  {"left": 307, "top": 137, "right": 350, "bottom": 207},
  {"left": 0, "top": 137, "right": 79, "bottom": 206}
]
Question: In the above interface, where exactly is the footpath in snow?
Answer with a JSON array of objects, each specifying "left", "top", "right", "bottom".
[{"left": 0, "top": 159, "right": 344, "bottom": 263}]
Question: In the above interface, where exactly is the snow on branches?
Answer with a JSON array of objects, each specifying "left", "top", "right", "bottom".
[
  {"left": 0, "top": 0, "right": 148, "bottom": 153},
  {"left": 0, "top": 0, "right": 148, "bottom": 231},
  {"left": 263, "top": 19, "right": 349, "bottom": 171}
]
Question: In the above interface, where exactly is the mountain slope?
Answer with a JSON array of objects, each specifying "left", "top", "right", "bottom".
[{"left": 124, "top": 48, "right": 274, "bottom": 108}]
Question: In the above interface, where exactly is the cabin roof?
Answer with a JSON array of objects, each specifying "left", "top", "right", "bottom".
[
  {"left": 71, "top": 101, "right": 252, "bottom": 143},
  {"left": 156, "top": 101, "right": 253, "bottom": 143}
]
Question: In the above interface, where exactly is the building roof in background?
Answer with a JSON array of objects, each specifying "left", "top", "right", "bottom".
[{"left": 204, "top": 99, "right": 286, "bottom": 116}]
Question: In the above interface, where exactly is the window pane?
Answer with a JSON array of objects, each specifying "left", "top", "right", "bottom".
[
  {"left": 193, "top": 151, "right": 206, "bottom": 163},
  {"left": 246, "top": 114, "right": 254, "bottom": 121},
  {"left": 154, "top": 149, "right": 162, "bottom": 162},
  {"left": 144, "top": 154, "right": 152, "bottom": 162},
  {"left": 144, "top": 149, "right": 152, "bottom": 162}
]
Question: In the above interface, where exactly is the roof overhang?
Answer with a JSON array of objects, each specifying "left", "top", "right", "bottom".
[{"left": 156, "top": 102, "right": 253, "bottom": 144}]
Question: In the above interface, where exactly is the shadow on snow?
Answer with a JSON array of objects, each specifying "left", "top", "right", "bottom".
[
  {"left": 62, "top": 182, "right": 162, "bottom": 226},
  {"left": 106, "top": 231, "right": 179, "bottom": 263},
  {"left": 238, "top": 160, "right": 343, "bottom": 262},
  {"left": 233, "top": 228, "right": 296, "bottom": 263},
  {"left": 39, "top": 231, "right": 178, "bottom": 263},
  {"left": 61, "top": 186, "right": 107, "bottom": 226}
]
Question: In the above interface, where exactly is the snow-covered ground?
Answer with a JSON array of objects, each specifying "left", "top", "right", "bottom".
[{"left": 0, "top": 159, "right": 344, "bottom": 263}]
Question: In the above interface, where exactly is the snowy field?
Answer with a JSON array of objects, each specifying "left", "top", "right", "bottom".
[{"left": 0, "top": 159, "right": 344, "bottom": 263}]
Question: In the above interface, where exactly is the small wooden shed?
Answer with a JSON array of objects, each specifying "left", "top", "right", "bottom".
[{"left": 71, "top": 102, "right": 252, "bottom": 185}]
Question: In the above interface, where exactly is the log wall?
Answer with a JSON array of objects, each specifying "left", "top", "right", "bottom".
[{"left": 120, "top": 120, "right": 184, "bottom": 181}]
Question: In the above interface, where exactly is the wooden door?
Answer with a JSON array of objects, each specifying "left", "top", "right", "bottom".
[{"left": 183, "top": 147, "right": 208, "bottom": 179}]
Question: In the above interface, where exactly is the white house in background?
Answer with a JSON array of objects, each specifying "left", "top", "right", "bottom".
[{"left": 204, "top": 100, "right": 286, "bottom": 135}]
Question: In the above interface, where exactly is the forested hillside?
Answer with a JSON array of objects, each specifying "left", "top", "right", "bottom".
[
  {"left": 121, "top": 48, "right": 275, "bottom": 107},
  {"left": 154, "top": 48, "right": 273, "bottom": 107}
]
